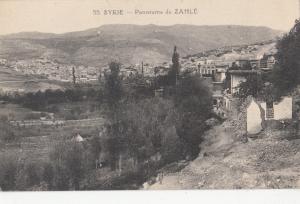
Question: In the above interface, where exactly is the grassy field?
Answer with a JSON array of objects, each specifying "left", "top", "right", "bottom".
[
  {"left": 0, "top": 118, "right": 106, "bottom": 163},
  {"left": 0, "top": 100, "right": 106, "bottom": 164}
]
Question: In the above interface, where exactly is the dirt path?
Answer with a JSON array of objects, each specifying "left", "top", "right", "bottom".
[{"left": 147, "top": 120, "right": 300, "bottom": 190}]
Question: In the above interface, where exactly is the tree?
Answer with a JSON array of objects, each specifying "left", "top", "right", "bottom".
[
  {"left": 0, "top": 153, "right": 18, "bottom": 191},
  {"left": 123, "top": 98, "right": 180, "bottom": 162},
  {"left": 174, "top": 75, "right": 213, "bottom": 158},
  {"left": 168, "top": 46, "right": 181, "bottom": 86},
  {"left": 72, "top": 67, "right": 76, "bottom": 85},
  {"left": 272, "top": 19, "right": 300, "bottom": 97},
  {"left": 49, "top": 141, "right": 70, "bottom": 190},
  {"left": 64, "top": 142, "right": 86, "bottom": 190},
  {"left": 49, "top": 141, "right": 88, "bottom": 190},
  {"left": 104, "top": 61, "right": 123, "bottom": 113},
  {"left": 23, "top": 162, "right": 41, "bottom": 188},
  {"left": 105, "top": 122, "right": 127, "bottom": 173},
  {"left": 108, "top": 97, "right": 181, "bottom": 169},
  {"left": 0, "top": 116, "right": 17, "bottom": 142},
  {"left": 103, "top": 61, "right": 125, "bottom": 173},
  {"left": 89, "top": 136, "right": 102, "bottom": 168},
  {"left": 125, "top": 73, "right": 153, "bottom": 100},
  {"left": 42, "top": 162, "right": 54, "bottom": 190},
  {"left": 235, "top": 74, "right": 264, "bottom": 99}
]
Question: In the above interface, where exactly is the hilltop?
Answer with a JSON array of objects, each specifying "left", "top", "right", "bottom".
[{"left": 0, "top": 24, "right": 282, "bottom": 67}]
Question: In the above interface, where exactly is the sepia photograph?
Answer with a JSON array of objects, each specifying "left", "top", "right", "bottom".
[{"left": 0, "top": 0, "right": 300, "bottom": 199}]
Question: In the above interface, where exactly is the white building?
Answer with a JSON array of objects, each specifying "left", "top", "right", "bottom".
[{"left": 260, "top": 97, "right": 293, "bottom": 120}]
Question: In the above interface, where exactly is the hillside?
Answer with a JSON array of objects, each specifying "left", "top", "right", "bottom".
[
  {"left": 0, "top": 24, "right": 282, "bottom": 67},
  {"left": 146, "top": 121, "right": 300, "bottom": 189},
  {"left": 147, "top": 110, "right": 300, "bottom": 189}
]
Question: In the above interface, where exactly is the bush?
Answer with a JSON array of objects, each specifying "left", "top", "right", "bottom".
[
  {"left": 42, "top": 162, "right": 54, "bottom": 189},
  {"left": 24, "top": 162, "right": 41, "bottom": 188},
  {"left": 0, "top": 117, "right": 18, "bottom": 142},
  {"left": 49, "top": 140, "right": 90, "bottom": 190},
  {"left": 234, "top": 74, "right": 264, "bottom": 99},
  {"left": 0, "top": 153, "right": 19, "bottom": 191},
  {"left": 64, "top": 111, "right": 79, "bottom": 120},
  {"left": 89, "top": 136, "right": 102, "bottom": 167}
]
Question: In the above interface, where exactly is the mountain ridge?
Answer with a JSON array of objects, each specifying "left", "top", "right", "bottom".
[
  {"left": 0, "top": 24, "right": 283, "bottom": 66},
  {"left": 0, "top": 24, "right": 284, "bottom": 38}
]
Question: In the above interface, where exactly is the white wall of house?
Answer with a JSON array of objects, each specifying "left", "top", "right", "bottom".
[
  {"left": 247, "top": 99, "right": 263, "bottom": 134},
  {"left": 260, "top": 97, "right": 293, "bottom": 120}
]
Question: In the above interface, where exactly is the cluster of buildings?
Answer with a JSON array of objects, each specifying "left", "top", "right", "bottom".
[
  {"left": 177, "top": 43, "right": 277, "bottom": 118},
  {"left": 0, "top": 42, "right": 277, "bottom": 100},
  {"left": 102, "top": 62, "right": 171, "bottom": 78},
  {"left": 180, "top": 42, "right": 298, "bottom": 137},
  {"left": 1, "top": 56, "right": 171, "bottom": 86},
  {"left": 5, "top": 58, "right": 99, "bottom": 83},
  {"left": 181, "top": 54, "right": 275, "bottom": 81}
]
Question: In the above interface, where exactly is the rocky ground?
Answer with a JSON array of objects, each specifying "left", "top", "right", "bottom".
[{"left": 146, "top": 117, "right": 300, "bottom": 190}]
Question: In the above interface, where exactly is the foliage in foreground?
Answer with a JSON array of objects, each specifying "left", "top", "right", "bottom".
[
  {"left": 175, "top": 74, "right": 213, "bottom": 158},
  {"left": 271, "top": 20, "right": 300, "bottom": 97}
]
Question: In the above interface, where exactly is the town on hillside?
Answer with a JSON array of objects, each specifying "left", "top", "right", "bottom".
[
  {"left": 0, "top": 2, "right": 300, "bottom": 194},
  {"left": 0, "top": 39, "right": 280, "bottom": 119},
  {"left": 0, "top": 32, "right": 299, "bottom": 190}
]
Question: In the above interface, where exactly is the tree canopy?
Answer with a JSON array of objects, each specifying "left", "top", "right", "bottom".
[
  {"left": 174, "top": 75, "right": 213, "bottom": 158},
  {"left": 235, "top": 74, "right": 264, "bottom": 99},
  {"left": 272, "top": 19, "right": 300, "bottom": 97}
]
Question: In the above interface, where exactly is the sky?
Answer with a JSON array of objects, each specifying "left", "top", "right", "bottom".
[{"left": 0, "top": 0, "right": 299, "bottom": 35}]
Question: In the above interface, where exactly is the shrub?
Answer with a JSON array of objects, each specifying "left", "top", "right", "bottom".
[
  {"left": 0, "top": 153, "right": 19, "bottom": 191},
  {"left": 24, "top": 162, "right": 41, "bottom": 188},
  {"left": 42, "top": 162, "right": 54, "bottom": 190},
  {"left": 49, "top": 140, "right": 89, "bottom": 190},
  {"left": 0, "top": 117, "right": 17, "bottom": 142}
]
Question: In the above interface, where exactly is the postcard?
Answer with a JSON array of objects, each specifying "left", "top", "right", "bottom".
[{"left": 0, "top": 0, "right": 300, "bottom": 203}]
